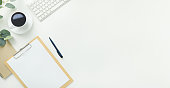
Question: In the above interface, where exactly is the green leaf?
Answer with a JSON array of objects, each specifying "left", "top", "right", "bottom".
[
  {"left": 0, "top": 15, "right": 3, "bottom": 19},
  {"left": 10, "top": 0, "right": 16, "bottom": 2},
  {"left": 0, "top": 0, "right": 2, "bottom": 5},
  {"left": 4, "top": 36, "right": 12, "bottom": 40},
  {"left": 5, "top": 3, "right": 15, "bottom": 9},
  {"left": 0, "top": 29, "right": 11, "bottom": 38},
  {"left": 0, "top": 38, "right": 6, "bottom": 47}
]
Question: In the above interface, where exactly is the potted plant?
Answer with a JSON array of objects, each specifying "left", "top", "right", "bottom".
[{"left": 0, "top": 0, "right": 16, "bottom": 47}]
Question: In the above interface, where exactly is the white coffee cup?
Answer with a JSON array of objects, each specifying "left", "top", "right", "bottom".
[{"left": 8, "top": 11, "right": 33, "bottom": 34}]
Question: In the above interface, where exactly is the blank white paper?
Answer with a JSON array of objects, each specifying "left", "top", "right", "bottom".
[{"left": 7, "top": 39, "right": 70, "bottom": 88}]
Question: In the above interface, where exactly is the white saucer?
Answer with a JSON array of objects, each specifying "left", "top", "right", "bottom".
[{"left": 8, "top": 11, "right": 33, "bottom": 34}]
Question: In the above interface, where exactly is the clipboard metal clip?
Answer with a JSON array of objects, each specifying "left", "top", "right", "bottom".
[{"left": 13, "top": 44, "right": 32, "bottom": 59}]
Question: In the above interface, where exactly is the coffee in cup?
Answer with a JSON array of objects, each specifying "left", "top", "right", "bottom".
[
  {"left": 8, "top": 11, "right": 33, "bottom": 34},
  {"left": 11, "top": 12, "right": 26, "bottom": 27}
]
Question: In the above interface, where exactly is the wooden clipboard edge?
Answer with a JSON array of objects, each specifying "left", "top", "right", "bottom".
[
  {"left": 5, "top": 36, "right": 73, "bottom": 88},
  {"left": 5, "top": 55, "right": 28, "bottom": 88},
  {"left": 37, "top": 36, "right": 73, "bottom": 88}
]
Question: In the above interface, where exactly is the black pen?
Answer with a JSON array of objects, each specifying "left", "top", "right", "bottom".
[{"left": 49, "top": 37, "right": 63, "bottom": 58}]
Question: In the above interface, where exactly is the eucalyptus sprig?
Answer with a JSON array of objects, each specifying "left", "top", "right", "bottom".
[
  {"left": 0, "top": 0, "right": 16, "bottom": 19},
  {"left": 0, "top": 29, "right": 12, "bottom": 47}
]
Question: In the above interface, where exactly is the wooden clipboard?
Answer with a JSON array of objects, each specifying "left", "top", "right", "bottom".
[{"left": 5, "top": 36, "right": 73, "bottom": 88}]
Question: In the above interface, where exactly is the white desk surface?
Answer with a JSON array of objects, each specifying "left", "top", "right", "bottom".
[{"left": 1, "top": 0, "right": 170, "bottom": 88}]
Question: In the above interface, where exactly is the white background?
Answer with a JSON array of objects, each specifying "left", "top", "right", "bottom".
[{"left": 1, "top": 0, "right": 170, "bottom": 88}]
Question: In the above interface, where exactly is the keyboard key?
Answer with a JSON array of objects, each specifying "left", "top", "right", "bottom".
[
  {"left": 47, "top": 10, "right": 51, "bottom": 14},
  {"left": 28, "top": 0, "right": 70, "bottom": 21},
  {"left": 50, "top": 1, "right": 64, "bottom": 12},
  {"left": 37, "top": 12, "right": 42, "bottom": 17},
  {"left": 32, "top": 8, "right": 37, "bottom": 12},
  {"left": 39, "top": 16, "right": 43, "bottom": 19},
  {"left": 42, "top": 6, "right": 45, "bottom": 9}
]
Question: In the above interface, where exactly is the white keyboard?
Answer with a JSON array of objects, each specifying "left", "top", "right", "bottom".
[{"left": 28, "top": 0, "right": 70, "bottom": 21}]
